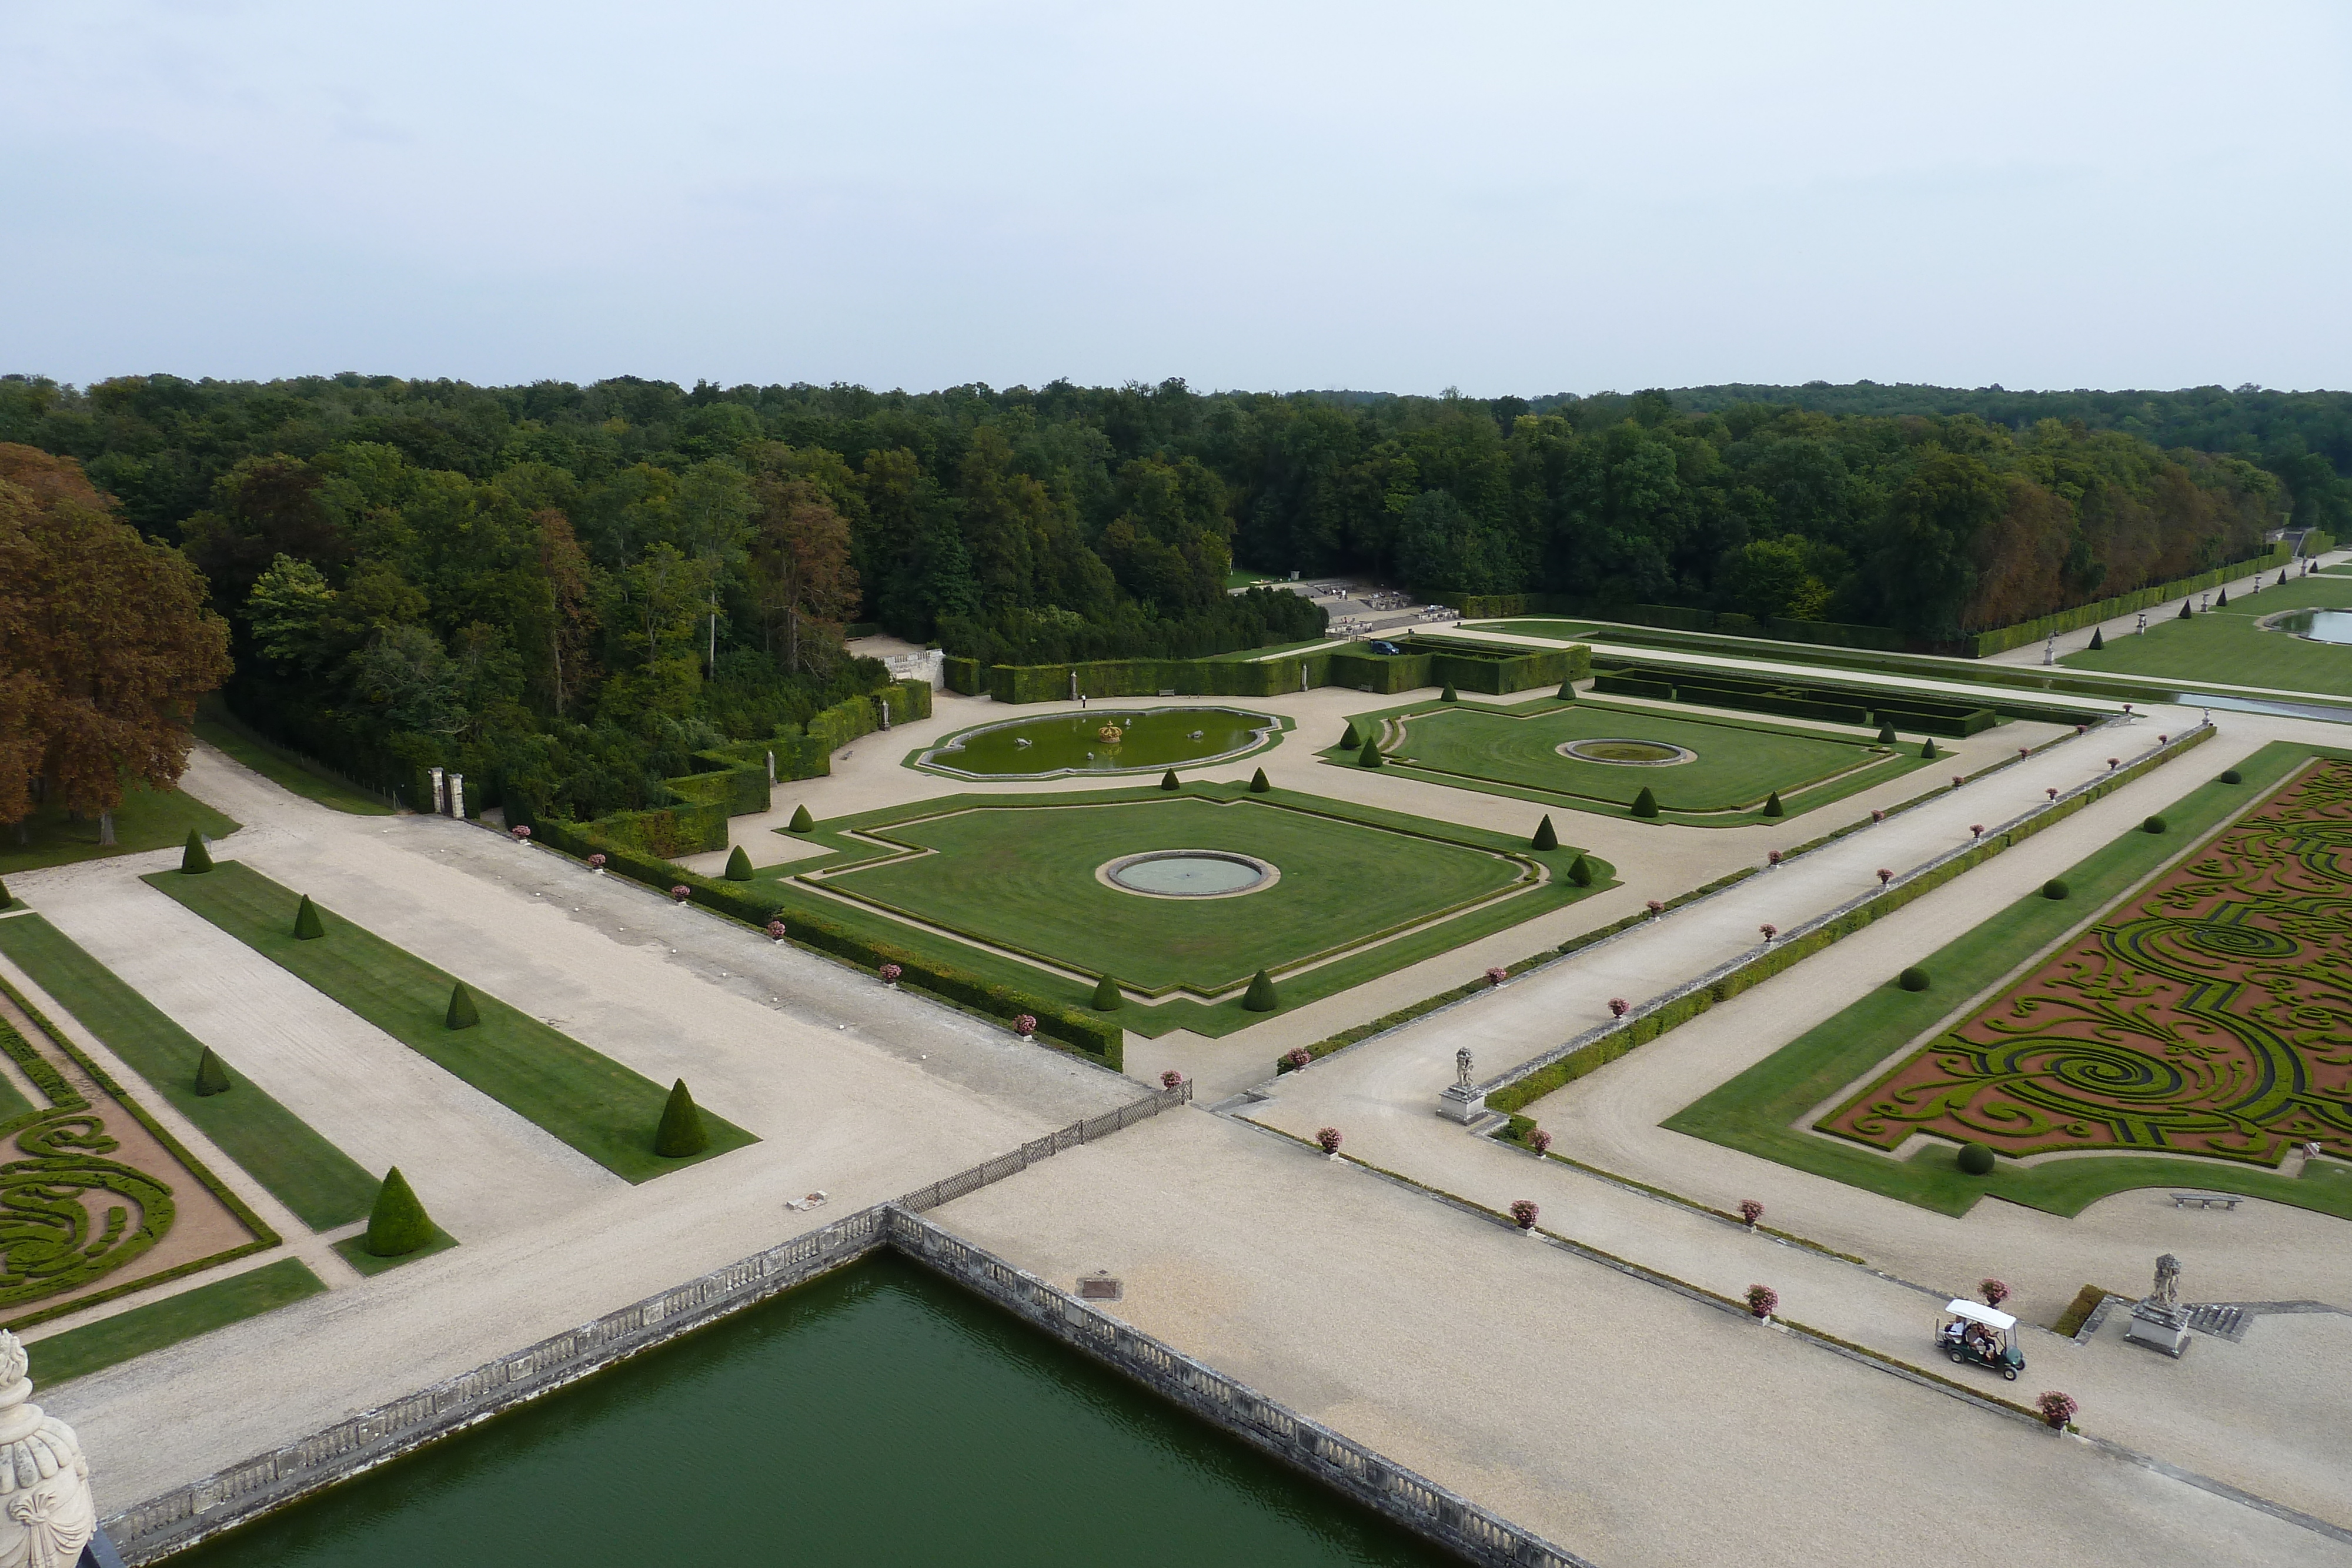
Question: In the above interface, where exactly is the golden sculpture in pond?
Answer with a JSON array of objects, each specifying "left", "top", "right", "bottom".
[{"left": 1097, "top": 723, "right": 1123, "bottom": 744}]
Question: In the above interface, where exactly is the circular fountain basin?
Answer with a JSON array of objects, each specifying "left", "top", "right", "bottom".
[
  {"left": 1098, "top": 850, "right": 1279, "bottom": 899},
  {"left": 1558, "top": 738, "right": 1696, "bottom": 765}
]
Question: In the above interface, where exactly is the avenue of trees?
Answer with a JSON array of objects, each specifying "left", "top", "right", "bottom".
[{"left": 0, "top": 372, "right": 2301, "bottom": 824}]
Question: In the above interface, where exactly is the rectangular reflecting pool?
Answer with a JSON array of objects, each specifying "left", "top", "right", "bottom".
[{"left": 164, "top": 1256, "right": 1459, "bottom": 1566}]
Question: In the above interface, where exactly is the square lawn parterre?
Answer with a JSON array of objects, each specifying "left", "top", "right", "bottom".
[
  {"left": 1356, "top": 698, "right": 1919, "bottom": 823},
  {"left": 806, "top": 795, "right": 1535, "bottom": 998}
]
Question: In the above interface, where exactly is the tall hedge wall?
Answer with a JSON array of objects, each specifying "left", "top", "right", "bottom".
[{"left": 976, "top": 646, "right": 1586, "bottom": 706}]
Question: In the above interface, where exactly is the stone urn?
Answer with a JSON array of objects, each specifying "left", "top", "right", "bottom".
[{"left": 0, "top": 1330, "right": 96, "bottom": 1568}]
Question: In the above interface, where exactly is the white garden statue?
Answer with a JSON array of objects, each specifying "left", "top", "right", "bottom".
[{"left": 0, "top": 1331, "right": 95, "bottom": 1568}]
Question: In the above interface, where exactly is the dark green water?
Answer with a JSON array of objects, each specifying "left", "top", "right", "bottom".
[
  {"left": 169, "top": 1256, "right": 1457, "bottom": 1567},
  {"left": 916, "top": 707, "right": 1278, "bottom": 778}
]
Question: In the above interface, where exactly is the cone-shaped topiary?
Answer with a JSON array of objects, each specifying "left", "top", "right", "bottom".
[
  {"left": 655, "top": 1077, "right": 710, "bottom": 1157},
  {"left": 725, "top": 845, "right": 754, "bottom": 881},
  {"left": 1357, "top": 737, "right": 1382, "bottom": 768},
  {"left": 1091, "top": 974, "right": 1123, "bottom": 1011},
  {"left": 2087, "top": 626, "right": 2104, "bottom": 651},
  {"left": 445, "top": 980, "right": 480, "bottom": 1031},
  {"left": 2216, "top": 587, "right": 2228, "bottom": 607},
  {"left": 1876, "top": 723, "right": 1896, "bottom": 745},
  {"left": 1339, "top": 721, "right": 1361, "bottom": 750},
  {"left": 181, "top": 828, "right": 212, "bottom": 875},
  {"left": 1160, "top": 769, "right": 1180, "bottom": 790},
  {"left": 193, "top": 1047, "right": 232, "bottom": 1096},
  {"left": 0, "top": 875, "right": 10, "bottom": 908},
  {"left": 365, "top": 1167, "right": 435, "bottom": 1258},
  {"left": 1919, "top": 737, "right": 1938, "bottom": 760},
  {"left": 1441, "top": 682, "right": 1458, "bottom": 703},
  {"left": 1630, "top": 786, "right": 1659, "bottom": 818},
  {"left": 2179, "top": 599, "right": 2193, "bottom": 619},
  {"left": 1242, "top": 969, "right": 1279, "bottom": 1011},
  {"left": 789, "top": 804, "right": 814, "bottom": 832},
  {"left": 1762, "top": 791, "right": 1783, "bottom": 818},
  {"left": 292, "top": 895, "right": 325, "bottom": 941},
  {"left": 1567, "top": 853, "right": 1593, "bottom": 887},
  {"left": 1248, "top": 767, "right": 1269, "bottom": 793},
  {"left": 1532, "top": 815, "right": 1558, "bottom": 851},
  {"left": 1556, "top": 680, "right": 1576, "bottom": 701}
]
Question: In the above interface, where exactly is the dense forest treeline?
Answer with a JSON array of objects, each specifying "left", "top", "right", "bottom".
[{"left": 0, "top": 371, "right": 2304, "bottom": 820}]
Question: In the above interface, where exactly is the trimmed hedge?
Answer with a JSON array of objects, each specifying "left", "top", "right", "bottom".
[
  {"left": 1969, "top": 546, "right": 2294, "bottom": 655},
  {"left": 978, "top": 645, "right": 1588, "bottom": 704},
  {"left": 1483, "top": 728, "right": 2211, "bottom": 1114}
]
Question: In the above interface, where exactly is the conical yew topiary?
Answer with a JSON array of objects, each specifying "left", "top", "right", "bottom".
[
  {"left": 1339, "top": 721, "right": 1361, "bottom": 750},
  {"left": 1357, "top": 737, "right": 1382, "bottom": 768},
  {"left": 193, "top": 1047, "right": 232, "bottom": 1096},
  {"left": 1631, "top": 787, "right": 1659, "bottom": 818},
  {"left": 1091, "top": 974, "right": 1123, "bottom": 1011},
  {"left": 1248, "top": 767, "right": 1270, "bottom": 793},
  {"left": 1242, "top": 969, "right": 1279, "bottom": 1011},
  {"left": 181, "top": 828, "right": 212, "bottom": 875},
  {"left": 1532, "top": 815, "right": 1558, "bottom": 851},
  {"left": 292, "top": 895, "right": 325, "bottom": 941},
  {"left": 1441, "top": 682, "right": 1458, "bottom": 703},
  {"left": 1762, "top": 791, "right": 1783, "bottom": 818},
  {"left": 2179, "top": 599, "right": 2193, "bottom": 619},
  {"left": 1567, "top": 854, "right": 1594, "bottom": 887},
  {"left": 2087, "top": 627, "right": 2104, "bottom": 651},
  {"left": 365, "top": 1167, "right": 435, "bottom": 1258},
  {"left": 789, "top": 804, "right": 814, "bottom": 833},
  {"left": 1160, "top": 769, "right": 1180, "bottom": 790},
  {"left": 2216, "top": 587, "right": 2228, "bottom": 607},
  {"left": 724, "top": 845, "right": 753, "bottom": 881},
  {"left": 1557, "top": 681, "right": 1576, "bottom": 701},
  {"left": 0, "top": 875, "right": 10, "bottom": 908},
  {"left": 1876, "top": 723, "right": 1896, "bottom": 745},
  {"left": 1919, "top": 737, "right": 1938, "bottom": 760},
  {"left": 445, "top": 980, "right": 480, "bottom": 1031},
  {"left": 655, "top": 1078, "right": 710, "bottom": 1157}
]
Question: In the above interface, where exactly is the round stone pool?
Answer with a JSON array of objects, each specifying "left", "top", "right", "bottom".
[
  {"left": 1558, "top": 738, "right": 1696, "bottom": 765},
  {"left": 1098, "top": 850, "right": 1278, "bottom": 898}
]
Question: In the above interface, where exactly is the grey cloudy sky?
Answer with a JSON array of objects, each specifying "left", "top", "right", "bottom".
[{"left": 7, "top": 1, "right": 2348, "bottom": 394}]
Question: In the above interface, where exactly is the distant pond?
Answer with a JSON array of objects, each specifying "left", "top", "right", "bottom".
[{"left": 2266, "top": 609, "right": 2352, "bottom": 645}]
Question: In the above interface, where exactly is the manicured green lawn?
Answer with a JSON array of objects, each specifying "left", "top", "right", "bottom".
[
  {"left": 823, "top": 797, "right": 1523, "bottom": 996},
  {"left": 195, "top": 718, "right": 395, "bottom": 815},
  {"left": 333, "top": 1225, "right": 461, "bottom": 1276},
  {"left": 0, "top": 783, "right": 239, "bottom": 877},
  {"left": 764, "top": 783, "right": 1612, "bottom": 1034},
  {"left": 143, "top": 864, "right": 756, "bottom": 1183},
  {"left": 28, "top": 1258, "right": 328, "bottom": 1387},
  {"left": 1661, "top": 741, "right": 2352, "bottom": 1221},
  {"left": 0, "top": 915, "right": 379, "bottom": 1231},
  {"left": 1337, "top": 696, "right": 1920, "bottom": 825},
  {"left": 2060, "top": 573, "right": 2352, "bottom": 697}
]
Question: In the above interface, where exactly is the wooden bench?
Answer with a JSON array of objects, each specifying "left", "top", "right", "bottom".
[{"left": 2171, "top": 1193, "right": 2242, "bottom": 1210}]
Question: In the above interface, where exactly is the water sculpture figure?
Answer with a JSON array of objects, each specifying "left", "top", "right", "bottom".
[{"left": 1098, "top": 723, "right": 1123, "bottom": 744}]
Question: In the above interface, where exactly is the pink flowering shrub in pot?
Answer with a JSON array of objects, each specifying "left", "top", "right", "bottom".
[
  {"left": 1644, "top": 900, "right": 1664, "bottom": 918},
  {"left": 1485, "top": 967, "right": 1508, "bottom": 987},
  {"left": 1509, "top": 1199, "right": 1539, "bottom": 1231},
  {"left": 669, "top": 884, "right": 691, "bottom": 903},
  {"left": 1282, "top": 1047, "right": 1311, "bottom": 1072},
  {"left": 1739, "top": 1199, "right": 1764, "bottom": 1228},
  {"left": 878, "top": 962, "right": 901, "bottom": 987},
  {"left": 1528, "top": 1129, "right": 1552, "bottom": 1155},
  {"left": 510, "top": 824, "right": 532, "bottom": 842},
  {"left": 1980, "top": 1278, "right": 2010, "bottom": 1308},
  {"left": 765, "top": 920, "right": 786, "bottom": 943},
  {"left": 1745, "top": 1283, "right": 1778, "bottom": 1320},
  {"left": 587, "top": 852, "right": 607, "bottom": 873},
  {"left": 2037, "top": 1390, "right": 2077, "bottom": 1430},
  {"left": 1160, "top": 1069, "right": 1184, "bottom": 1091},
  {"left": 1315, "top": 1126, "right": 1343, "bottom": 1156},
  {"left": 1608, "top": 997, "right": 1629, "bottom": 1018},
  {"left": 1876, "top": 868, "right": 1893, "bottom": 887},
  {"left": 1012, "top": 1014, "right": 1037, "bottom": 1037}
]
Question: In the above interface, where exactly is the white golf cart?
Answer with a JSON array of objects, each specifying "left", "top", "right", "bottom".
[{"left": 1936, "top": 1299, "right": 2024, "bottom": 1379}]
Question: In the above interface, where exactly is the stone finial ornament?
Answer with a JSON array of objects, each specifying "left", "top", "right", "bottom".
[{"left": 0, "top": 1330, "right": 96, "bottom": 1568}]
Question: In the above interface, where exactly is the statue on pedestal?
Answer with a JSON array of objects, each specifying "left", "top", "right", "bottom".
[
  {"left": 1455, "top": 1047, "right": 1474, "bottom": 1088},
  {"left": 2123, "top": 1252, "right": 2191, "bottom": 1358},
  {"left": 0, "top": 1330, "right": 95, "bottom": 1568}
]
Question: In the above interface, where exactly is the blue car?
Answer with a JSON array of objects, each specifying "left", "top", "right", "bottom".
[{"left": 1365, "top": 639, "right": 1405, "bottom": 656}]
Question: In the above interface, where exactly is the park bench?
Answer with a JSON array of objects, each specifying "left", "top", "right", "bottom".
[{"left": 2170, "top": 1193, "right": 2241, "bottom": 1210}]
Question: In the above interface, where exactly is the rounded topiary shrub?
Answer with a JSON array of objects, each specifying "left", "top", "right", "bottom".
[
  {"left": 365, "top": 1167, "right": 435, "bottom": 1258},
  {"left": 292, "top": 894, "right": 325, "bottom": 941},
  {"left": 1956, "top": 1142, "right": 1996, "bottom": 1176},
  {"left": 724, "top": 845, "right": 754, "bottom": 881},
  {"left": 2042, "top": 878, "right": 2069, "bottom": 900},
  {"left": 1762, "top": 790, "right": 1784, "bottom": 818},
  {"left": 181, "top": 828, "right": 213, "bottom": 875},
  {"left": 1630, "top": 786, "right": 1659, "bottom": 819},
  {"left": 1160, "top": 769, "right": 1180, "bottom": 790},
  {"left": 2219, "top": 768, "right": 2243, "bottom": 785},
  {"left": 1249, "top": 767, "right": 1270, "bottom": 793},
  {"left": 1567, "top": 854, "right": 1593, "bottom": 887},
  {"left": 656, "top": 1078, "right": 710, "bottom": 1157},
  {"left": 1091, "top": 974, "right": 1123, "bottom": 1011},
  {"left": 1357, "top": 737, "right": 1383, "bottom": 768},
  {"left": 789, "top": 804, "right": 814, "bottom": 833},
  {"left": 1243, "top": 969, "right": 1279, "bottom": 1011},
  {"left": 2143, "top": 815, "right": 2166, "bottom": 834},
  {"left": 1898, "top": 967, "right": 1930, "bottom": 992},
  {"left": 445, "top": 980, "right": 480, "bottom": 1031},
  {"left": 193, "top": 1047, "right": 233, "bottom": 1097},
  {"left": 1532, "top": 815, "right": 1558, "bottom": 851}
]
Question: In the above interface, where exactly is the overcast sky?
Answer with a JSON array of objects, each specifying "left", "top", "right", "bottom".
[{"left": 6, "top": 1, "right": 2348, "bottom": 396}]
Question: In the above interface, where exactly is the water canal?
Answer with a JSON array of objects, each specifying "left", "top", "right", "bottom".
[{"left": 166, "top": 1256, "right": 1457, "bottom": 1566}]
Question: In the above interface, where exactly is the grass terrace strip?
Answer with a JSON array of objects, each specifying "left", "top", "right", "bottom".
[
  {"left": 0, "top": 784, "right": 240, "bottom": 878},
  {"left": 0, "top": 917, "right": 379, "bottom": 1231},
  {"left": 28, "top": 1258, "right": 328, "bottom": 1388},
  {"left": 142, "top": 864, "right": 756, "bottom": 1183},
  {"left": 1665, "top": 741, "right": 2352, "bottom": 1221}
]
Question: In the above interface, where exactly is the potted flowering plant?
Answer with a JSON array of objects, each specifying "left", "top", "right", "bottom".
[
  {"left": 1738, "top": 1199, "right": 1764, "bottom": 1228},
  {"left": 878, "top": 963, "right": 902, "bottom": 987},
  {"left": 1315, "top": 1126, "right": 1342, "bottom": 1156},
  {"left": 1745, "top": 1283, "right": 1778, "bottom": 1320},
  {"left": 510, "top": 824, "right": 532, "bottom": 842},
  {"left": 1282, "top": 1047, "right": 1311, "bottom": 1072},
  {"left": 1969, "top": 824, "right": 1984, "bottom": 838},
  {"left": 1870, "top": 808, "right": 1885, "bottom": 823},
  {"left": 1952, "top": 774, "right": 1965, "bottom": 789},
  {"left": 1980, "top": 1278, "right": 2010, "bottom": 1308},
  {"left": 1766, "top": 850, "right": 1781, "bottom": 867},
  {"left": 1509, "top": 1199, "right": 1539, "bottom": 1231},
  {"left": 1758, "top": 923, "right": 1777, "bottom": 942},
  {"left": 2036, "top": 1390, "right": 2076, "bottom": 1430},
  {"left": 1160, "top": 1070, "right": 1184, "bottom": 1091},
  {"left": 1644, "top": 899, "right": 1665, "bottom": 918},
  {"left": 766, "top": 920, "right": 787, "bottom": 943},
  {"left": 1485, "top": 967, "right": 1508, "bottom": 987},
  {"left": 1528, "top": 1128, "right": 1552, "bottom": 1155},
  {"left": 1012, "top": 1014, "right": 1037, "bottom": 1038},
  {"left": 1876, "top": 868, "right": 1893, "bottom": 887},
  {"left": 1608, "top": 997, "right": 1629, "bottom": 1018},
  {"left": 588, "top": 852, "right": 607, "bottom": 874},
  {"left": 669, "top": 884, "right": 691, "bottom": 903},
  {"left": 2046, "top": 787, "right": 2058, "bottom": 801}
]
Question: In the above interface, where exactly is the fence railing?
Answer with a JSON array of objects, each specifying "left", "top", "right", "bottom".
[{"left": 102, "top": 1081, "right": 1192, "bottom": 1563}]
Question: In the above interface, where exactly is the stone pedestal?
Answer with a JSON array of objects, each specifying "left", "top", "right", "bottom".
[
  {"left": 0, "top": 1330, "right": 95, "bottom": 1568},
  {"left": 428, "top": 766, "right": 446, "bottom": 815},
  {"left": 1439, "top": 1084, "right": 1486, "bottom": 1124},
  {"left": 447, "top": 773, "right": 465, "bottom": 819},
  {"left": 2124, "top": 1302, "right": 2191, "bottom": 1358}
]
